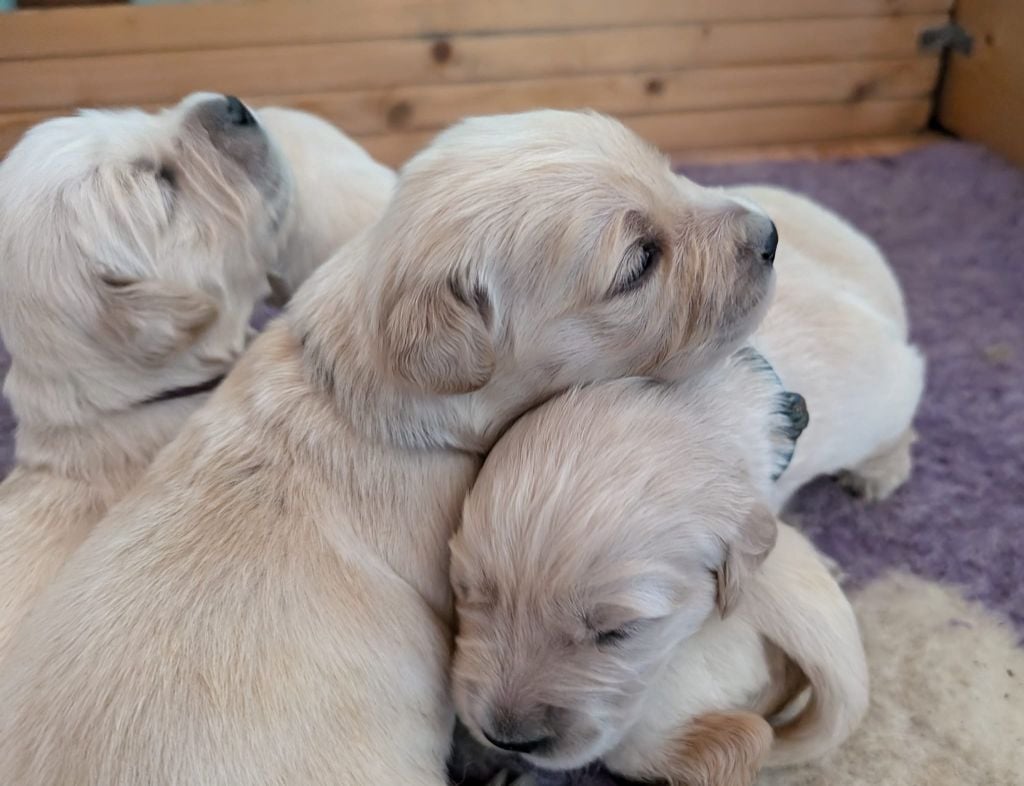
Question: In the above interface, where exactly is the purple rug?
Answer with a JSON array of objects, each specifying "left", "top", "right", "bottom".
[{"left": 1, "top": 141, "right": 1022, "bottom": 786}]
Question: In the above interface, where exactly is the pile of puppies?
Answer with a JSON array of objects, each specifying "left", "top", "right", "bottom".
[{"left": 0, "top": 94, "right": 924, "bottom": 786}]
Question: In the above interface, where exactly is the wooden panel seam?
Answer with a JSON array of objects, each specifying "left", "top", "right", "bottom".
[{"left": 938, "top": 0, "right": 1024, "bottom": 166}]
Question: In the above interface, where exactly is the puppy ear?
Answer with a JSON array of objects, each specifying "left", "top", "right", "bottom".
[
  {"left": 382, "top": 277, "right": 495, "bottom": 394},
  {"left": 265, "top": 272, "right": 293, "bottom": 308},
  {"left": 715, "top": 504, "right": 777, "bottom": 618},
  {"left": 100, "top": 275, "right": 219, "bottom": 367}
]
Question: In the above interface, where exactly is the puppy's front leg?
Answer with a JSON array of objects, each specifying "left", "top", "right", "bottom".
[
  {"left": 838, "top": 427, "right": 917, "bottom": 502},
  {"left": 657, "top": 711, "right": 772, "bottom": 786}
]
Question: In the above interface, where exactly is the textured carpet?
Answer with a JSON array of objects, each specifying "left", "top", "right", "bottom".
[{"left": 1, "top": 141, "right": 1022, "bottom": 785}]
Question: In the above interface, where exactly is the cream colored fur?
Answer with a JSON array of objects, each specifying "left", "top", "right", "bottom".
[
  {"left": 256, "top": 107, "right": 396, "bottom": 299},
  {"left": 451, "top": 364, "right": 867, "bottom": 784},
  {"left": 729, "top": 185, "right": 926, "bottom": 509},
  {"left": 0, "top": 110, "right": 777, "bottom": 786},
  {"left": 0, "top": 98, "right": 392, "bottom": 665}
]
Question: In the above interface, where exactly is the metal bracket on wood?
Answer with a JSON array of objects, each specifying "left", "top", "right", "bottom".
[{"left": 919, "top": 22, "right": 974, "bottom": 56}]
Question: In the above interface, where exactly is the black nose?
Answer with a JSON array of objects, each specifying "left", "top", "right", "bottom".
[
  {"left": 224, "top": 95, "right": 256, "bottom": 127},
  {"left": 761, "top": 221, "right": 779, "bottom": 265},
  {"left": 482, "top": 730, "right": 552, "bottom": 754}
]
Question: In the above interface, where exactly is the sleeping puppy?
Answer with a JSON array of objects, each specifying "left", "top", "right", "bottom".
[
  {"left": 0, "top": 96, "right": 392, "bottom": 664},
  {"left": 728, "top": 185, "right": 925, "bottom": 509},
  {"left": 0, "top": 110, "right": 777, "bottom": 786},
  {"left": 451, "top": 355, "right": 868, "bottom": 786}
]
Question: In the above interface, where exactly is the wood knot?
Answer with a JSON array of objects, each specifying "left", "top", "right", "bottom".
[
  {"left": 848, "top": 80, "right": 877, "bottom": 103},
  {"left": 386, "top": 100, "right": 413, "bottom": 129},
  {"left": 431, "top": 38, "right": 453, "bottom": 64},
  {"left": 645, "top": 77, "right": 665, "bottom": 96}
]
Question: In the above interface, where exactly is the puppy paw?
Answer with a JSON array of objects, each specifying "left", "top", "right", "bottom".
[
  {"left": 838, "top": 428, "right": 916, "bottom": 502},
  {"left": 768, "top": 390, "right": 809, "bottom": 481},
  {"left": 730, "top": 346, "right": 809, "bottom": 483}
]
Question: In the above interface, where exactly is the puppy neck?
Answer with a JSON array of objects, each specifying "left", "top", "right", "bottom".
[
  {"left": 9, "top": 396, "right": 206, "bottom": 493},
  {"left": 288, "top": 255, "right": 535, "bottom": 454},
  {"left": 1, "top": 278, "right": 255, "bottom": 482}
]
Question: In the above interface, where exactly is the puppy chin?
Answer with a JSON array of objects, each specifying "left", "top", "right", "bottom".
[
  {"left": 260, "top": 148, "right": 293, "bottom": 231},
  {"left": 459, "top": 707, "right": 608, "bottom": 773},
  {"left": 729, "top": 270, "right": 776, "bottom": 342},
  {"left": 521, "top": 728, "right": 609, "bottom": 772},
  {"left": 661, "top": 273, "right": 777, "bottom": 380}
]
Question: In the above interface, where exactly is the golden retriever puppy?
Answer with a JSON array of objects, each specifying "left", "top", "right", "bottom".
[
  {"left": 256, "top": 106, "right": 396, "bottom": 300},
  {"left": 451, "top": 358, "right": 868, "bottom": 785},
  {"left": 0, "top": 110, "right": 777, "bottom": 786},
  {"left": 729, "top": 185, "right": 925, "bottom": 509},
  {"left": 0, "top": 96, "right": 392, "bottom": 664}
]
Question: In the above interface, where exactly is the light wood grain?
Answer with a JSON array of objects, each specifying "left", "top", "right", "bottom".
[
  {"left": 255, "top": 58, "right": 938, "bottom": 136},
  {"left": 0, "top": 0, "right": 955, "bottom": 61},
  {"left": 0, "top": 15, "right": 945, "bottom": 114},
  {"left": 0, "top": 59, "right": 939, "bottom": 156},
  {"left": 356, "top": 98, "right": 932, "bottom": 166},
  {"left": 0, "top": 0, "right": 948, "bottom": 167},
  {"left": 938, "top": 0, "right": 1024, "bottom": 167}
]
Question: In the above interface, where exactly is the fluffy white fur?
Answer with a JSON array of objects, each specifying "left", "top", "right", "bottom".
[
  {"left": 0, "top": 110, "right": 777, "bottom": 786},
  {"left": 730, "top": 185, "right": 926, "bottom": 509},
  {"left": 451, "top": 363, "right": 868, "bottom": 785},
  {"left": 0, "top": 97, "right": 393, "bottom": 664}
]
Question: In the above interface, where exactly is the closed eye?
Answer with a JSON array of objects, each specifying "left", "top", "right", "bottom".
[
  {"left": 610, "top": 239, "right": 661, "bottom": 297},
  {"left": 594, "top": 620, "right": 649, "bottom": 647},
  {"left": 595, "top": 627, "right": 632, "bottom": 646}
]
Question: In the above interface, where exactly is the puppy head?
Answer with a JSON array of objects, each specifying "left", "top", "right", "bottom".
[
  {"left": 0, "top": 93, "right": 290, "bottom": 421},
  {"left": 451, "top": 375, "right": 783, "bottom": 770},
  {"left": 360, "top": 110, "right": 775, "bottom": 402}
]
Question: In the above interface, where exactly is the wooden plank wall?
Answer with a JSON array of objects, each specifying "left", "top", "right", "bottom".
[
  {"left": 0, "top": 0, "right": 952, "bottom": 166},
  {"left": 938, "top": 0, "right": 1024, "bottom": 167}
]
